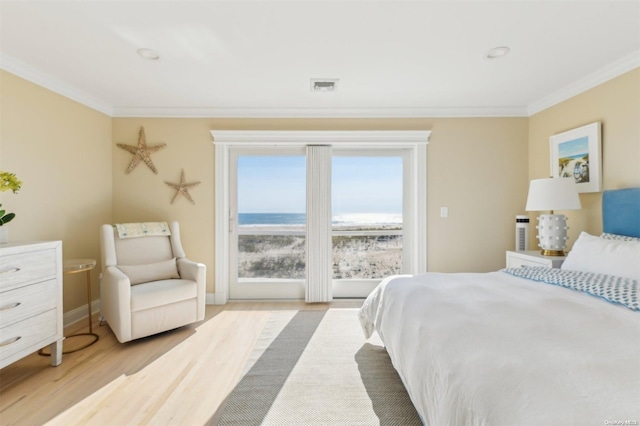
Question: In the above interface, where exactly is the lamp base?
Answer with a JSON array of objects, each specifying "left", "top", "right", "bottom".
[
  {"left": 535, "top": 214, "right": 570, "bottom": 256},
  {"left": 540, "top": 249, "right": 565, "bottom": 257}
]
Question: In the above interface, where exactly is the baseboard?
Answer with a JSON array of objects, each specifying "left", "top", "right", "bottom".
[
  {"left": 64, "top": 299, "right": 102, "bottom": 328},
  {"left": 206, "top": 292, "right": 228, "bottom": 305}
]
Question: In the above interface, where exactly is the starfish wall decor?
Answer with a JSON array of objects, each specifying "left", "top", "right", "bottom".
[
  {"left": 117, "top": 127, "right": 166, "bottom": 174},
  {"left": 165, "top": 169, "right": 201, "bottom": 204}
]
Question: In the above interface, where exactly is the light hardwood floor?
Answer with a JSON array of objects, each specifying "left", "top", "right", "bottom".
[{"left": 0, "top": 300, "right": 363, "bottom": 425}]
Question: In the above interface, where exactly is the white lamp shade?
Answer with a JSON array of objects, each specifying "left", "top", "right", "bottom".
[{"left": 525, "top": 178, "right": 582, "bottom": 212}]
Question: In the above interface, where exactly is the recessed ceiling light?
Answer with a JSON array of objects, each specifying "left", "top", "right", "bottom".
[
  {"left": 137, "top": 48, "right": 160, "bottom": 60},
  {"left": 484, "top": 46, "right": 510, "bottom": 60}
]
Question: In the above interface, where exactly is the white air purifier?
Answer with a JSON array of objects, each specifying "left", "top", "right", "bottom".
[{"left": 515, "top": 215, "right": 530, "bottom": 252}]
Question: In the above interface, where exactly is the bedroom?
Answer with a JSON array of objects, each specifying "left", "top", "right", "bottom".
[{"left": 1, "top": 1, "right": 639, "bottom": 424}]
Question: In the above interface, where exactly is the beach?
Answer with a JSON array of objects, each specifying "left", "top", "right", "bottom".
[{"left": 238, "top": 224, "right": 402, "bottom": 279}]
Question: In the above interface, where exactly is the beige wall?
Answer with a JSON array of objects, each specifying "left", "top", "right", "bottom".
[
  {"left": 528, "top": 68, "right": 640, "bottom": 248},
  {"left": 0, "top": 70, "right": 113, "bottom": 313},
  {"left": 111, "top": 119, "right": 215, "bottom": 291},
  {"left": 112, "top": 117, "right": 530, "bottom": 292},
  {"left": 427, "top": 118, "right": 529, "bottom": 271}
]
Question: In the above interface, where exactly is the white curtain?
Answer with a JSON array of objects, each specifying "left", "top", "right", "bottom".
[{"left": 305, "top": 145, "right": 333, "bottom": 303}]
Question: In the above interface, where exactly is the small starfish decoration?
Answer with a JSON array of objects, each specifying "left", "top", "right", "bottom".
[
  {"left": 117, "top": 127, "right": 166, "bottom": 174},
  {"left": 165, "top": 169, "right": 201, "bottom": 204}
]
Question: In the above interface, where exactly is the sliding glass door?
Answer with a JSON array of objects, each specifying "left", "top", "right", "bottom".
[
  {"left": 332, "top": 152, "right": 407, "bottom": 297},
  {"left": 215, "top": 131, "right": 429, "bottom": 303},
  {"left": 230, "top": 149, "right": 307, "bottom": 299},
  {"left": 229, "top": 147, "right": 411, "bottom": 300}
]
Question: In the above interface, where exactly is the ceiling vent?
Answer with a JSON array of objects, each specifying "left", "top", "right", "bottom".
[{"left": 311, "top": 78, "right": 339, "bottom": 92}]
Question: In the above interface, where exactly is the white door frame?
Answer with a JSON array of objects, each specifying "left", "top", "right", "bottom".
[{"left": 212, "top": 130, "right": 430, "bottom": 304}]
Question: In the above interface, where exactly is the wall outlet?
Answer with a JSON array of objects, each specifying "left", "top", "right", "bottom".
[{"left": 440, "top": 207, "right": 448, "bottom": 218}]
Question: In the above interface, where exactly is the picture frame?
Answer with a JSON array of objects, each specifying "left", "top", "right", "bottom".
[{"left": 550, "top": 122, "right": 602, "bottom": 193}]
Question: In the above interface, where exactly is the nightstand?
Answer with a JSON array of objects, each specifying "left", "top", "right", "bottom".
[{"left": 506, "top": 250, "right": 565, "bottom": 269}]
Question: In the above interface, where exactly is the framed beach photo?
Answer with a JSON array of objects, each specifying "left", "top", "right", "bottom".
[{"left": 550, "top": 122, "right": 602, "bottom": 193}]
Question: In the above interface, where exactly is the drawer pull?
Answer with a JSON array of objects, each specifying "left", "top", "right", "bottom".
[
  {"left": 0, "top": 302, "right": 21, "bottom": 311},
  {"left": 0, "top": 267, "right": 21, "bottom": 275},
  {"left": 0, "top": 336, "right": 21, "bottom": 347}
]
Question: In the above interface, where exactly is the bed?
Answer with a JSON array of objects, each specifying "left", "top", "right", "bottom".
[{"left": 359, "top": 188, "right": 640, "bottom": 425}]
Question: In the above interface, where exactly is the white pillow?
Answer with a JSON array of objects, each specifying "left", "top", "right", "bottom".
[
  {"left": 118, "top": 258, "right": 180, "bottom": 285},
  {"left": 562, "top": 232, "right": 640, "bottom": 280}
]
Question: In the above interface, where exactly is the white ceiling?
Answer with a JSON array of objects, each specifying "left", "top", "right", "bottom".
[{"left": 1, "top": 1, "right": 639, "bottom": 118}]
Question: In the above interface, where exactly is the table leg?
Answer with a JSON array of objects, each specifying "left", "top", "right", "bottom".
[{"left": 86, "top": 269, "right": 93, "bottom": 333}]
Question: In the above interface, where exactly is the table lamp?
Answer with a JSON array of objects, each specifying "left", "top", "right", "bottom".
[{"left": 525, "top": 177, "right": 581, "bottom": 256}]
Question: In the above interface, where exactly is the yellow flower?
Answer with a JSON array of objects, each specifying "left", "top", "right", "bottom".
[
  {"left": 0, "top": 171, "right": 22, "bottom": 194},
  {"left": 0, "top": 171, "right": 22, "bottom": 226}
]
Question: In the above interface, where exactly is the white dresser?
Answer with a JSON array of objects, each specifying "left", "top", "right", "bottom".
[{"left": 0, "top": 241, "right": 64, "bottom": 368}]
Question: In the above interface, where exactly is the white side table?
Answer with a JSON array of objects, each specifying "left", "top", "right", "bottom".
[{"left": 506, "top": 250, "right": 565, "bottom": 269}]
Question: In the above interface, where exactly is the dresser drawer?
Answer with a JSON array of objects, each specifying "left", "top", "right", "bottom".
[
  {"left": 508, "top": 257, "right": 547, "bottom": 268},
  {"left": 0, "top": 308, "right": 58, "bottom": 363},
  {"left": 506, "top": 251, "right": 565, "bottom": 269},
  {"left": 0, "top": 280, "right": 57, "bottom": 328},
  {"left": 0, "top": 249, "right": 57, "bottom": 291}
]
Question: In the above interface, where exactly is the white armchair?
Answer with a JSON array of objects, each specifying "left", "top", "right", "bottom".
[{"left": 100, "top": 221, "right": 205, "bottom": 343}]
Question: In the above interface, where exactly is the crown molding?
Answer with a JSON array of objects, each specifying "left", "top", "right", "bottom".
[
  {"left": 527, "top": 50, "right": 640, "bottom": 116},
  {"left": 0, "top": 52, "right": 113, "bottom": 116},
  {"left": 112, "top": 105, "right": 528, "bottom": 118},
  {"left": 211, "top": 130, "right": 431, "bottom": 145},
  {"left": 0, "top": 53, "right": 526, "bottom": 118},
  {"left": 2, "top": 49, "right": 636, "bottom": 119}
]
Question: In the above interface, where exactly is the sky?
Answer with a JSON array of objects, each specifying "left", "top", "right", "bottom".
[
  {"left": 558, "top": 136, "right": 589, "bottom": 158},
  {"left": 237, "top": 155, "right": 402, "bottom": 214}
]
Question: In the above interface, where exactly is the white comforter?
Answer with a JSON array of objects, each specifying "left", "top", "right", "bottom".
[{"left": 359, "top": 271, "right": 640, "bottom": 426}]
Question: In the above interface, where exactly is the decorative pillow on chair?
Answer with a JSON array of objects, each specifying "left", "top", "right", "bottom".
[{"left": 118, "top": 258, "right": 180, "bottom": 285}]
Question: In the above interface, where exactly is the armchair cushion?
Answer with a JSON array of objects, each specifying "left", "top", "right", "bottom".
[
  {"left": 130, "top": 279, "right": 198, "bottom": 312},
  {"left": 118, "top": 258, "right": 180, "bottom": 285}
]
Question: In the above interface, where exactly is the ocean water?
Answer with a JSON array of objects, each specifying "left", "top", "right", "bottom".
[
  {"left": 561, "top": 153, "right": 588, "bottom": 160},
  {"left": 238, "top": 213, "right": 402, "bottom": 226},
  {"left": 239, "top": 213, "right": 306, "bottom": 225}
]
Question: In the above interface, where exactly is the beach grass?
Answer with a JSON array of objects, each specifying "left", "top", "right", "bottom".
[{"left": 238, "top": 227, "right": 402, "bottom": 279}]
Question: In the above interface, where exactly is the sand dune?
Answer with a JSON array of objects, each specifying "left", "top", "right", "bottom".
[{"left": 238, "top": 227, "right": 402, "bottom": 279}]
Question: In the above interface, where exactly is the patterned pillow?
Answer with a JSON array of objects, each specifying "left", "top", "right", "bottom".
[{"left": 600, "top": 232, "right": 640, "bottom": 242}]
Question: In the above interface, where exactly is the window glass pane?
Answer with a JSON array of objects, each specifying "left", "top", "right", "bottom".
[
  {"left": 333, "top": 235, "right": 403, "bottom": 279},
  {"left": 237, "top": 156, "right": 306, "bottom": 279},
  {"left": 238, "top": 234, "right": 305, "bottom": 279},
  {"left": 237, "top": 156, "right": 306, "bottom": 214},
  {"left": 332, "top": 156, "right": 403, "bottom": 279}
]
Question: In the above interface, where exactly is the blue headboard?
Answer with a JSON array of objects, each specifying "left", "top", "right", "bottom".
[{"left": 602, "top": 188, "right": 640, "bottom": 238}]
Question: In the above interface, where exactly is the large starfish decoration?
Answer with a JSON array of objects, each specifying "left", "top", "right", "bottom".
[
  {"left": 165, "top": 169, "right": 201, "bottom": 204},
  {"left": 117, "top": 127, "right": 166, "bottom": 174}
]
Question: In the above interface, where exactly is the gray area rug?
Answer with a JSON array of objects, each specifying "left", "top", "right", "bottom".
[{"left": 212, "top": 309, "right": 422, "bottom": 425}]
